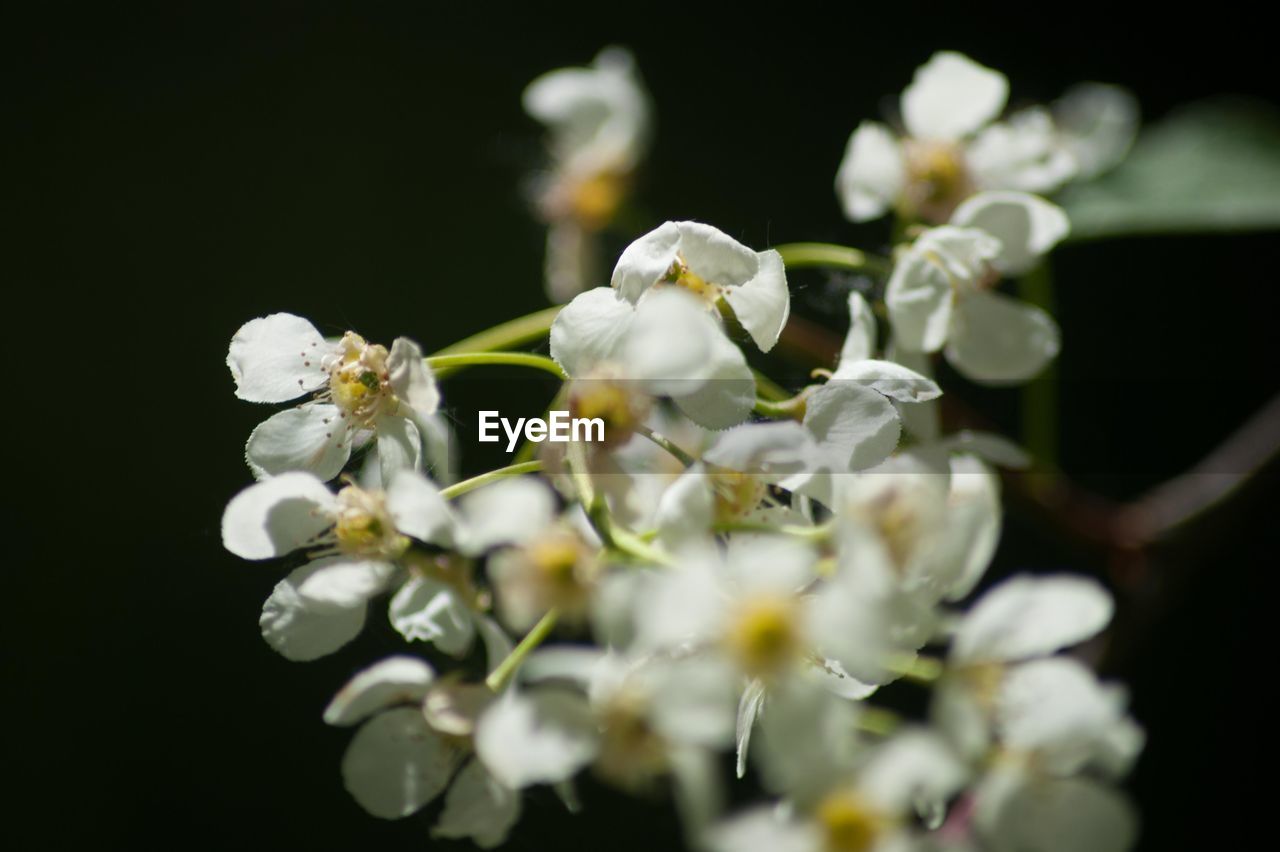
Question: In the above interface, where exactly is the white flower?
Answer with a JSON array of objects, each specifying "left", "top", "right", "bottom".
[
  {"left": 222, "top": 469, "right": 456, "bottom": 661},
  {"left": 836, "top": 51, "right": 1078, "bottom": 223},
  {"left": 227, "top": 313, "right": 440, "bottom": 482},
  {"left": 884, "top": 191, "right": 1069, "bottom": 383},
  {"left": 475, "top": 650, "right": 731, "bottom": 839},
  {"left": 551, "top": 284, "right": 757, "bottom": 430},
  {"left": 708, "top": 729, "right": 968, "bottom": 852},
  {"left": 969, "top": 657, "right": 1143, "bottom": 852},
  {"left": 612, "top": 221, "right": 790, "bottom": 352},
  {"left": 324, "top": 657, "right": 522, "bottom": 848},
  {"left": 525, "top": 47, "right": 652, "bottom": 302}
]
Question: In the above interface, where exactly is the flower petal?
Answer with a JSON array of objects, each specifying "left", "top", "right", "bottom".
[
  {"left": 294, "top": 556, "right": 397, "bottom": 609},
  {"left": 375, "top": 414, "right": 422, "bottom": 483},
  {"left": 951, "top": 191, "right": 1070, "bottom": 275},
  {"left": 474, "top": 689, "right": 598, "bottom": 789},
  {"left": 803, "top": 381, "right": 902, "bottom": 472},
  {"left": 612, "top": 221, "right": 682, "bottom": 303},
  {"left": 245, "top": 403, "right": 353, "bottom": 481},
  {"left": 324, "top": 656, "right": 436, "bottom": 727},
  {"left": 1053, "top": 83, "right": 1139, "bottom": 180},
  {"left": 966, "top": 108, "right": 1077, "bottom": 194},
  {"left": 387, "top": 337, "right": 440, "bottom": 420},
  {"left": 836, "top": 121, "right": 907, "bottom": 222},
  {"left": 227, "top": 313, "right": 330, "bottom": 403},
  {"left": 549, "top": 286, "right": 634, "bottom": 376},
  {"left": 458, "top": 476, "right": 557, "bottom": 552},
  {"left": 388, "top": 576, "right": 477, "bottom": 657},
  {"left": 431, "top": 759, "right": 522, "bottom": 849},
  {"left": 901, "top": 51, "right": 1009, "bottom": 141},
  {"left": 947, "top": 290, "right": 1060, "bottom": 384},
  {"left": 830, "top": 358, "right": 942, "bottom": 403},
  {"left": 385, "top": 469, "right": 457, "bottom": 546},
  {"left": 341, "top": 707, "right": 457, "bottom": 819},
  {"left": 720, "top": 248, "right": 790, "bottom": 352},
  {"left": 260, "top": 565, "right": 367, "bottom": 661},
  {"left": 884, "top": 244, "right": 955, "bottom": 353},
  {"left": 221, "top": 471, "right": 336, "bottom": 560},
  {"left": 840, "top": 291, "right": 879, "bottom": 364},
  {"left": 953, "top": 574, "right": 1114, "bottom": 663}
]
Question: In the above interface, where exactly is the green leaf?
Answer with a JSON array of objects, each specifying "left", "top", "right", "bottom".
[{"left": 1060, "top": 97, "right": 1280, "bottom": 240}]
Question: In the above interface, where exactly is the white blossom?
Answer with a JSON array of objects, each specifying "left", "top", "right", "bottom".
[
  {"left": 836, "top": 51, "right": 1078, "bottom": 223},
  {"left": 228, "top": 313, "right": 440, "bottom": 482}
]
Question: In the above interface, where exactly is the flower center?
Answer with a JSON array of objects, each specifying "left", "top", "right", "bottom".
[
  {"left": 710, "top": 469, "right": 767, "bottom": 523},
  {"left": 596, "top": 688, "right": 668, "bottom": 790},
  {"left": 524, "top": 529, "right": 596, "bottom": 615},
  {"left": 661, "top": 254, "right": 722, "bottom": 305},
  {"left": 725, "top": 595, "right": 803, "bottom": 678},
  {"left": 327, "top": 332, "right": 391, "bottom": 423},
  {"left": 902, "top": 140, "right": 972, "bottom": 223},
  {"left": 816, "top": 789, "right": 885, "bottom": 852},
  {"left": 333, "top": 485, "right": 408, "bottom": 558},
  {"left": 570, "top": 170, "right": 628, "bottom": 229},
  {"left": 568, "top": 368, "right": 649, "bottom": 446}
]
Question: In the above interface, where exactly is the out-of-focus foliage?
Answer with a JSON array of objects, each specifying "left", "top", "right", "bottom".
[{"left": 1062, "top": 98, "right": 1280, "bottom": 239}]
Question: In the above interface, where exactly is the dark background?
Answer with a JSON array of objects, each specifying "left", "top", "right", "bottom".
[{"left": 9, "top": 4, "right": 1275, "bottom": 849}]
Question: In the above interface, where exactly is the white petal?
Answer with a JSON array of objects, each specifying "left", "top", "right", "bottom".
[
  {"left": 458, "top": 476, "right": 557, "bottom": 552},
  {"left": 830, "top": 358, "right": 942, "bottom": 403},
  {"left": 476, "top": 615, "right": 515, "bottom": 675},
  {"left": 704, "top": 421, "right": 816, "bottom": 477},
  {"left": 947, "top": 290, "right": 1060, "bottom": 384},
  {"left": 901, "top": 51, "right": 1009, "bottom": 141},
  {"left": 735, "top": 679, "right": 767, "bottom": 778},
  {"left": 388, "top": 576, "right": 477, "bottom": 657},
  {"left": 385, "top": 469, "right": 456, "bottom": 546},
  {"left": 643, "top": 655, "right": 738, "bottom": 748},
  {"left": 341, "top": 708, "right": 457, "bottom": 819},
  {"left": 953, "top": 574, "right": 1114, "bottom": 663},
  {"left": 294, "top": 556, "right": 397, "bottom": 609},
  {"left": 1053, "top": 83, "right": 1139, "bottom": 180},
  {"left": 975, "top": 772, "right": 1138, "bottom": 852},
  {"left": 324, "top": 656, "right": 436, "bottom": 727},
  {"left": 221, "top": 472, "right": 336, "bottom": 560},
  {"left": 937, "top": 430, "right": 1031, "bottom": 469},
  {"left": 432, "top": 760, "right": 522, "bottom": 849},
  {"left": 807, "top": 657, "right": 878, "bottom": 700},
  {"left": 549, "top": 286, "right": 634, "bottom": 377},
  {"left": 720, "top": 248, "right": 790, "bottom": 352},
  {"left": 387, "top": 337, "right": 440, "bottom": 420},
  {"left": 474, "top": 689, "right": 598, "bottom": 789},
  {"left": 884, "top": 244, "right": 955, "bottom": 353},
  {"left": 227, "top": 313, "right": 329, "bottom": 403},
  {"left": 374, "top": 414, "right": 422, "bottom": 482},
  {"left": 670, "top": 339, "right": 756, "bottom": 431},
  {"left": 543, "top": 219, "right": 597, "bottom": 304},
  {"left": 840, "top": 291, "right": 879, "bottom": 364},
  {"left": 707, "top": 807, "right": 819, "bottom": 852},
  {"left": 966, "top": 108, "right": 1077, "bottom": 194},
  {"left": 803, "top": 381, "right": 902, "bottom": 472},
  {"left": 612, "top": 221, "right": 682, "bottom": 303},
  {"left": 260, "top": 564, "right": 367, "bottom": 661},
  {"left": 860, "top": 729, "right": 968, "bottom": 814},
  {"left": 245, "top": 403, "right": 352, "bottom": 481},
  {"left": 939, "top": 454, "right": 1002, "bottom": 602},
  {"left": 625, "top": 288, "right": 722, "bottom": 389},
  {"left": 835, "top": 121, "right": 906, "bottom": 221},
  {"left": 951, "top": 191, "right": 1070, "bottom": 275},
  {"left": 654, "top": 467, "right": 715, "bottom": 546}
]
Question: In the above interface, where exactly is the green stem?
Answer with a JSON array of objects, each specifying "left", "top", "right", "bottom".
[
  {"left": 432, "top": 306, "right": 562, "bottom": 357},
  {"left": 886, "top": 654, "right": 944, "bottom": 684},
  {"left": 753, "top": 395, "right": 805, "bottom": 420},
  {"left": 753, "top": 369, "right": 790, "bottom": 403},
  {"left": 635, "top": 424, "right": 697, "bottom": 467},
  {"left": 486, "top": 608, "right": 559, "bottom": 691},
  {"left": 774, "top": 242, "right": 891, "bottom": 275},
  {"left": 426, "top": 352, "right": 567, "bottom": 381},
  {"left": 439, "top": 460, "right": 544, "bottom": 501}
]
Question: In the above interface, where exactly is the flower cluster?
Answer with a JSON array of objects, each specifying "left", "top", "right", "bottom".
[{"left": 220, "top": 49, "right": 1143, "bottom": 850}]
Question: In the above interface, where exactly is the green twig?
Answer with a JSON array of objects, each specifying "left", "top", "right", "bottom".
[
  {"left": 426, "top": 352, "right": 567, "bottom": 381},
  {"left": 486, "top": 609, "right": 559, "bottom": 691},
  {"left": 439, "top": 460, "right": 544, "bottom": 501},
  {"left": 774, "top": 242, "right": 892, "bottom": 275},
  {"left": 432, "top": 306, "right": 562, "bottom": 357}
]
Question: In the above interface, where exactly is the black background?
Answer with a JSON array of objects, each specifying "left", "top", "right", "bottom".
[{"left": 9, "top": 3, "right": 1276, "bottom": 849}]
